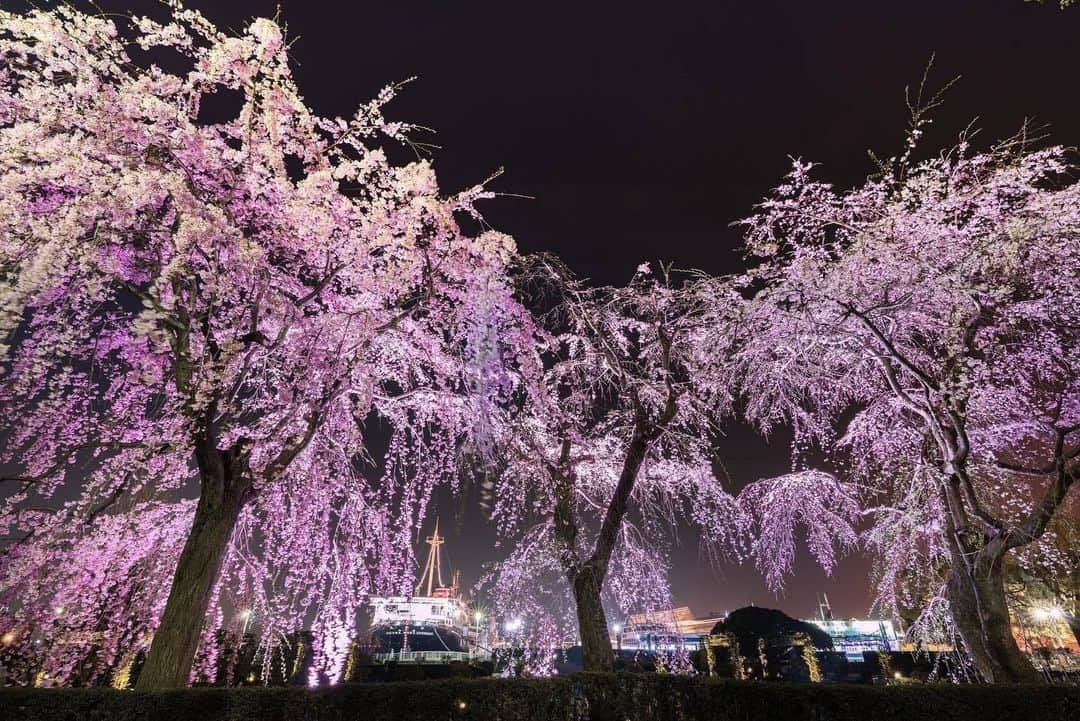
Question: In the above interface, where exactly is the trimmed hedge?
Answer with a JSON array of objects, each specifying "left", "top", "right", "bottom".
[{"left": 2, "top": 673, "right": 1078, "bottom": 721}]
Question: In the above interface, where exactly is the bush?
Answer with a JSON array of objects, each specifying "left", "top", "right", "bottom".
[{"left": 2, "top": 673, "right": 1077, "bottom": 721}]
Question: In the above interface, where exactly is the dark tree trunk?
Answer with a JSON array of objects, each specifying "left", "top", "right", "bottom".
[
  {"left": 572, "top": 567, "right": 613, "bottom": 672},
  {"left": 136, "top": 445, "right": 248, "bottom": 689},
  {"left": 946, "top": 543, "right": 1042, "bottom": 683}
]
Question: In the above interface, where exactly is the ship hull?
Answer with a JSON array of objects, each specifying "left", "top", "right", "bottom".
[{"left": 370, "top": 622, "right": 469, "bottom": 654}]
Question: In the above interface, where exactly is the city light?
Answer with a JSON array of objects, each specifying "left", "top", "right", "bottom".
[
  {"left": 504, "top": 617, "right": 523, "bottom": 633},
  {"left": 474, "top": 611, "right": 484, "bottom": 623},
  {"left": 612, "top": 624, "right": 622, "bottom": 634}
]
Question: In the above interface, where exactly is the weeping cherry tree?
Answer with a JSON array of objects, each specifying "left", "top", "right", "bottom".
[
  {"left": 0, "top": 2, "right": 523, "bottom": 688},
  {"left": 735, "top": 129, "right": 1079, "bottom": 682}
]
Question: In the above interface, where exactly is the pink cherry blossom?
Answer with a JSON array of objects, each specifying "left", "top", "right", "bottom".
[{"left": 0, "top": 2, "right": 528, "bottom": 687}]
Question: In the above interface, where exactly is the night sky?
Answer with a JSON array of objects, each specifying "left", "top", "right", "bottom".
[{"left": 22, "top": 1, "right": 1080, "bottom": 620}]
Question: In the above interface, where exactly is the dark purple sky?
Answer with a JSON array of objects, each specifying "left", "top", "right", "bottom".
[{"left": 23, "top": 0, "right": 1080, "bottom": 619}]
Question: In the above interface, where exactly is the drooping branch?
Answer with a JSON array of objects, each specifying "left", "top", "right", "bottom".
[{"left": 0, "top": 442, "right": 156, "bottom": 487}]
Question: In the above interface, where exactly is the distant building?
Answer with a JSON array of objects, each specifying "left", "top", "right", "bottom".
[
  {"left": 802, "top": 595, "right": 899, "bottom": 662},
  {"left": 803, "top": 618, "right": 899, "bottom": 661},
  {"left": 617, "top": 607, "right": 725, "bottom": 650},
  {"left": 616, "top": 598, "right": 903, "bottom": 663}
]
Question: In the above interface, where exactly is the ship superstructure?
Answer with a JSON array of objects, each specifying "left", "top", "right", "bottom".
[{"left": 367, "top": 520, "right": 483, "bottom": 664}]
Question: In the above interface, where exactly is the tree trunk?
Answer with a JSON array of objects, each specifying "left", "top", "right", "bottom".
[
  {"left": 136, "top": 453, "right": 247, "bottom": 689},
  {"left": 572, "top": 567, "right": 613, "bottom": 672},
  {"left": 946, "top": 544, "right": 1042, "bottom": 683}
]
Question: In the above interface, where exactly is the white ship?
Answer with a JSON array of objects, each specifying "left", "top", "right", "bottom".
[{"left": 367, "top": 520, "right": 483, "bottom": 664}]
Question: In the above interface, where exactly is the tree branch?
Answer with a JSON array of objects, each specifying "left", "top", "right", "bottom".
[
  {"left": 0, "top": 442, "right": 152, "bottom": 486},
  {"left": 1004, "top": 426, "right": 1079, "bottom": 551}
]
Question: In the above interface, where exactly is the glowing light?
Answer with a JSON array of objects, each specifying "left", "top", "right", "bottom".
[
  {"left": 612, "top": 623, "right": 622, "bottom": 634},
  {"left": 111, "top": 656, "right": 136, "bottom": 690},
  {"left": 893, "top": 671, "right": 902, "bottom": 680},
  {"left": 1, "top": 631, "right": 15, "bottom": 645},
  {"left": 457, "top": 700, "right": 467, "bottom": 710},
  {"left": 1032, "top": 606, "right": 1064, "bottom": 622},
  {"left": 53, "top": 607, "right": 64, "bottom": 615},
  {"left": 504, "top": 617, "right": 523, "bottom": 633},
  {"left": 474, "top": 611, "right": 483, "bottom": 623}
]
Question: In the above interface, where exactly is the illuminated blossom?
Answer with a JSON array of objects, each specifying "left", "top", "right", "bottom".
[
  {"left": 736, "top": 128, "right": 1080, "bottom": 682},
  {"left": 0, "top": 2, "right": 527, "bottom": 687}
]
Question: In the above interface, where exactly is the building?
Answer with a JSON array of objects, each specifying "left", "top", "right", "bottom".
[
  {"left": 617, "top": 607, "right": 725, "bottom": 651},
  {"left": 616, "top": 597, "right": 904, "bottom": 663},
  {"left": 802, "top": 595, "right": 899, "bottom": 662},
  {"left": 804, "top": 617, "right": 900, "bottom": 661}
]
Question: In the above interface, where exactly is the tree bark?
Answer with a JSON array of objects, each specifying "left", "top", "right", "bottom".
[
  {"left": 136, "top": 445, "right": 248, "bottom": 689},
  {"left": 572, "top": 566, "right": 613, "bottom": 672},
  {"left": 946, "top": 543, "right": 1042, "bottom": 683},
  {"left": 568, "top": 421, "right": 651, "bottom": 674}
]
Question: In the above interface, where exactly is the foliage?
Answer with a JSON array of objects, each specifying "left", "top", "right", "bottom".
[
  {"left": 710, "top": 606, "right": 834, "bottom": 650},
  {"left": 2, "top": 674, "right": 1080, "bottom": 721}
]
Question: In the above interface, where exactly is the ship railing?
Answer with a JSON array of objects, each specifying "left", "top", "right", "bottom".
[{"left": 372, "top": 650, "right": 479, "bottom": 665}]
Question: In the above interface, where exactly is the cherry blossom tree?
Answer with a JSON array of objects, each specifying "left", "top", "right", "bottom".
[
  {"left": 735, "top": 127, "right": 1080, "bottom": 682},
  {"left": 481, "top": 258, "right": 748, "bottom": 672},
  {"left": 0, "top": 2, "right": 524, "bottom": 688}
]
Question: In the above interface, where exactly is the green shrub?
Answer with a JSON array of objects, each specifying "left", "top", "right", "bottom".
[{"left": 1, "top": 673, "right": 1077, "bottom": 721}]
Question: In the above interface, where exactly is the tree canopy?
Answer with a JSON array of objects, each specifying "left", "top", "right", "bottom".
[{"left": 710, "top": 606, "right": 834, "bottom": 651}]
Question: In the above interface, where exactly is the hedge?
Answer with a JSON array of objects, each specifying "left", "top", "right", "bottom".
[{"left": 2, "top": 673, "right": 1078, "bottom": 721}]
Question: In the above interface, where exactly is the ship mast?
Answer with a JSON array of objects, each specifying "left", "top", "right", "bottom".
[
  {"left": 415, "top": 518, "right": 445, "bottom": 597},
  {"left": 818, "top": 593, "right": 834, "bottom": 622}
]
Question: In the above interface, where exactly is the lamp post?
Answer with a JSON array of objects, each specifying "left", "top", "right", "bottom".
[
  {"left": 502, "top": 617, "right": 525, "bottom": 677},
  {"left": 473, "top": 610, "right": 484, "bottom": 644}
]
